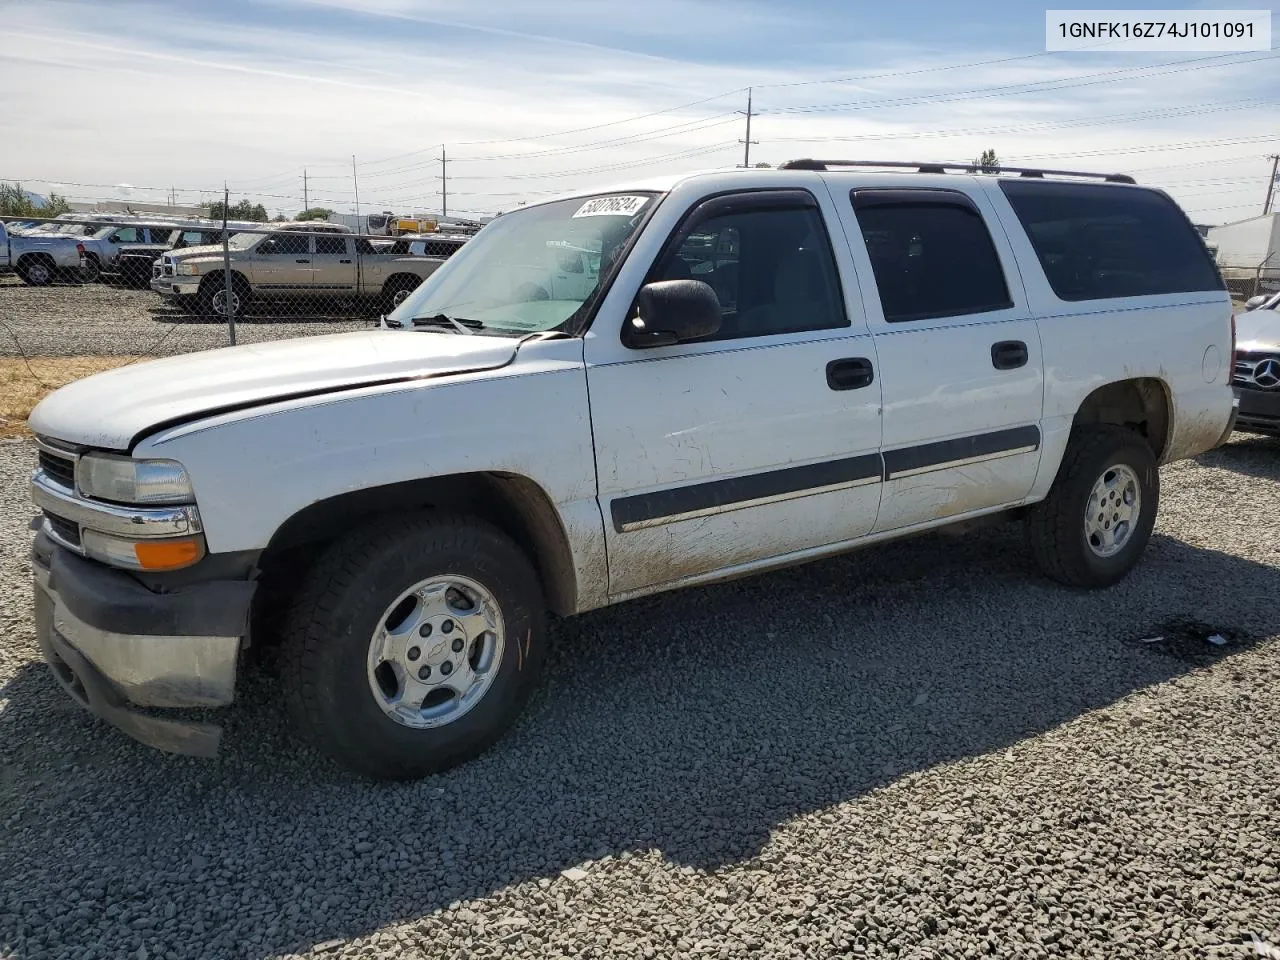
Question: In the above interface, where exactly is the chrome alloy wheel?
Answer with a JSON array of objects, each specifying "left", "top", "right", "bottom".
[
  {"left": 366, "top": 575, "right": 504, "bottom": 728},
  {"left": 1084, "top": 463, "right": 1141, "bottom": 558}
]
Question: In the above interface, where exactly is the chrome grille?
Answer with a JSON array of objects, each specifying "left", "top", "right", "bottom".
[{"left": 1233, "top": 351, "right": 1280, "bottom": 391}]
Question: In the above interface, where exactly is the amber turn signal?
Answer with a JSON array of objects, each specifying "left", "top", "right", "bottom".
[{"left": 133, "top": 537, "right": 205, "bottom": 571}]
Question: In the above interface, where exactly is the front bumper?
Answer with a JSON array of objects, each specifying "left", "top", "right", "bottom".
[
  {"left": 149, "top": 276, "right": 200, "bottom": 297},
  {"left": 1234, "top": 385, "right": 1280, "bottom": 435},
  {"left": 31, "top": 530, "right": 256, "bottom": 757}
]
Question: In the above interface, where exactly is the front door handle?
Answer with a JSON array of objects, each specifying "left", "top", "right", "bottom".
[
  {"left": 295, "top": 258, "right": 311, "bottom": 264},
  {"left": 826, "top": 357, "right": 875, "bottom": 391},
  {"left": 339, "top": 259, "right": 352, "bottom": 264},
  {"left": 991, "top": 340, "right": 1028, "bottom": 370}
]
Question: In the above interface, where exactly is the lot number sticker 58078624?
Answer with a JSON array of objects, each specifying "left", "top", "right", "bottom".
[{"left": 572, "top": 196, "right": 650, "bottom": 218}]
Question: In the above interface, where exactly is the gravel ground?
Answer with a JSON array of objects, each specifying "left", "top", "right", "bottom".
[
  {"left": 0, "top": 275, "right": 372, "bottom": 358},
  {"left": 2, "top": 434, "right": 1280, "bottom": 960}
]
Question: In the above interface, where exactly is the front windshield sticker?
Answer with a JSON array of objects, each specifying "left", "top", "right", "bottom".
[{"left": 571, "top": 195, "right": 650, "bottom": 218}]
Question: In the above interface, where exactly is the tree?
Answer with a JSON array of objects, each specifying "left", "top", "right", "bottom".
[
  {"left": 294, "top": 207, "right": 335, "bottom": 221},
  {"left": 0, "top": 182, "right": 72, "bottom": 217},
  {"left": 207, "top": 198, "right": 270, "bottom": 222},
  {"left": 970, "top": 149, "right": 1000, "bottom": 174}
]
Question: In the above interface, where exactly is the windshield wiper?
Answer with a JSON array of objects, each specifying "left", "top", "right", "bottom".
[{"left": 402, "top": 313, "right": 483, "bottom": 335}]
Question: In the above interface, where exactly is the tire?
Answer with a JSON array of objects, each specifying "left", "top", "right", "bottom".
[
  {"left": 382, "top": 276, "right": 421, "bottom": 312},
  {"left": 17, "top": 256, "right": 55, "bottom": 286},
  {"left": 199, "top": 275, "right": 250, "bottom": 320},
  {"left": 1026, "top": 425, "right": 1159, "bottom": 588},
  {"left": 78, "top": 256, "right": 102, "bottom": 284},
  {"left": 280, "top": 512, "right": 546, "bottom": 780}
]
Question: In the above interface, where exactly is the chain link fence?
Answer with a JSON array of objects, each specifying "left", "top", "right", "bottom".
[
  {"left": 1218, "top": 251, "right": 1280, "bottom": 303},
  {"left": 0, "top": 214, "right": 471, "bottom": 436}
]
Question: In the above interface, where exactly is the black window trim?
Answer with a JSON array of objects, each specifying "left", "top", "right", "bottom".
[
  {"left": 623, "top": 187, "right": 850, "bottom": 348},
  {"left": 849, "top": 186, "right": 1015, "bottom": 325}
]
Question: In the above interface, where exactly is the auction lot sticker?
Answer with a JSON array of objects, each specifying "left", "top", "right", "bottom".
[
  {"left": 1046, "top": 9, "right": 1270, "bottom": 51},
  {"left": 573, "top": 196, "right": 651, "bottom": 218}
]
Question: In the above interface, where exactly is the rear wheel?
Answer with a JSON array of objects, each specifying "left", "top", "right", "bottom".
[
  {"left": 382, "top": 276, "right": 421, "bottom": 312},
  {"left": 1026, "top": 426, "right": 1159, "bottom": 588},
  {"left": 17, "top": 256, "right": 55, "bottom": 286},
  {"left": 280, "top": 513, "right": 546, "bottom": 780}
]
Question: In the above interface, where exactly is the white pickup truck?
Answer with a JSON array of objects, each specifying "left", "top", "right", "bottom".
[{"left": 27, "top": 161, "right": 1236, "bottom": 780}]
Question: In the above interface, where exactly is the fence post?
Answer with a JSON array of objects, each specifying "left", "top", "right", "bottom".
[{"left": 221, "top": 185, "right": 236, "bottom": 346}]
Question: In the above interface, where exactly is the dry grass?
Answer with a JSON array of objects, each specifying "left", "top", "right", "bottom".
[{"left": 0, "top": 356, "right": 146, "bottom": 439}]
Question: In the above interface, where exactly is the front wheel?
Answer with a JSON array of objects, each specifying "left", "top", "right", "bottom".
[
  {"left": 199, "top": 277, "right": 249, "bottom": 319},
  {"left": 280, "top": 513, "right": 546, "bottom": 780},
  {"left": 1026, "top": 425, "right": 1159, "bottom": 588},
  {"left": 78, "top": 256, "right": 102, "bottom": 284}
]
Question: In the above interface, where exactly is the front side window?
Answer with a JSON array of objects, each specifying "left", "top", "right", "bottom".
[
  {"left": 260, "top": 232, "right": 310, "bottom": 256},
  {"left": 647, "top": 199, "right": 846, "bottom": 341},
  {"left": 390, "top": 193, "right": 657, "bottom": 334},
  {"left": 852, "top": 190, "right": 1012, "bottom": 324},
  {"left": 998, "top": 180, "right": 1224, "bottom": 302}
]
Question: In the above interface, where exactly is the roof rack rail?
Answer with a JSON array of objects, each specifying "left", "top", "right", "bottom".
[{"left": 776, "top": 158, "right": 1136, "bottom": 184}]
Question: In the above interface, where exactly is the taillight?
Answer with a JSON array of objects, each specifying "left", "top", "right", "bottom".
[{"left": 76, "top": 243, "right": 85, "bottom": 256}]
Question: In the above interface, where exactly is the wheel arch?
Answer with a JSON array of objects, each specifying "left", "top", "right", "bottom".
[
  {"left": 1071, "top": 377, "right": 1172, "bottom": 460},
  {"left": 382, "top": 272, "right": 424, "bottom": 291},
  {"left": 258, "top": 471, "right": 580, "bottom": 617},
  {"left": 198, "top": 269, "right": 251, "bottom": 292}
]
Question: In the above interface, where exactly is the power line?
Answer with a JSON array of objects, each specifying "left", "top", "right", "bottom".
[{"left": 767, "top": 51, "right": 1278, "bottom": 116}]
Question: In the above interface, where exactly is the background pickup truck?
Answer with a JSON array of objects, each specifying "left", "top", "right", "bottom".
[
  {"left": 151, "top": 227, "right": 451, "bottom": 317},
  {"left": 116, "top": 225, "right": 258, "bottom": 289},
  {"left": 0, "top": 220, "right": 85, "bottom": 285}
]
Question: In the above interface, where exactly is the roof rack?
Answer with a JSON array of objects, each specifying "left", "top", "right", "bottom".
[{"left": 776, "top": 159, "right": 1136, "bottom": 184}]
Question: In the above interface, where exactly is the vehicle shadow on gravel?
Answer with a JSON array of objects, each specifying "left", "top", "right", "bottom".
[
  {"left": 2, "top": 522, "right": 1278, "bottom": 958},
  {"left": 1197, "top": 432, "right": 1280, "bottom": 478}
]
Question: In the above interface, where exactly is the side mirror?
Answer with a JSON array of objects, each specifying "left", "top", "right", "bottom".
[
  {"left": 1244, "top": 295, "right": 1266, "bottom": 311},
  {"left": 625, "top": 279, "right": 722, "bottom": 348},
  {"left": 109, "top": 235, "right": 121, "bottom": 243}
]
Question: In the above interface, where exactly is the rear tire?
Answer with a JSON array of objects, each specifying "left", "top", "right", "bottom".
[
  {"left": 1026, "top": 425, "right": 1159, "bottom": 588},
  {"left": 382, "top": 276, "right": 421, "bottom": 313},
  {"left": 280, "top": 513, "right": 546, "bottom": 780},
  {"left": 16, "top": 256, "right": 55, "bottom": 286}
]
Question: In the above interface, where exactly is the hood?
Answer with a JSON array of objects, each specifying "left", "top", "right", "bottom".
[
  {"left": 1237, "top": 306, "right": 1280, "bottom": 352},
  {"left": 166, "top": 243, "right": 231, "bottom": 260},
  {"left": 29, "top": 329, "right": 521, "bottom": 450}
]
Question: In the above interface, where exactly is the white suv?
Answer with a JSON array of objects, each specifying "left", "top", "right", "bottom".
[{"left": 27, "top": 161, "right": 1236, "bottom": 779}]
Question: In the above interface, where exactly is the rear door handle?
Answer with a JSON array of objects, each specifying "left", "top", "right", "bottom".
[
  {"left": 295, "top": 258, "right": 311, "bottom": 264},
  {"left": 339, "top": 259, "right": 352, "bottom": 264},
  {"left": 826, "top": 357, "right": 875, "bottom": 391},
  {"left": 991, "top": 340, "right": 1028, "bottom": 370}
]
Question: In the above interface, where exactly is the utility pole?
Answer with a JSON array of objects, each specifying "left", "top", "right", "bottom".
[
  {"left": 1265, "top": 154, "right": 1279, "bottom": 216},
  {"left": 440, "top": 147, "right": 448, "bottom": 219},
  {"left": 351, "top": 155, "right": 361, "bottom": 224},
  {"left": 738, "top": 87, "right": 758, "bottom": 168},
  {"left": 303, "top": 169, "right": 309, "bottom": 211},
  {"left": 221, "top": 184, "right": 236, "bottom": 347}
]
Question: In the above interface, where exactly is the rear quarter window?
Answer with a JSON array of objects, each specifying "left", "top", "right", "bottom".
[{"left": 999, "top": 180, "right": 1224, "bottom": 302}]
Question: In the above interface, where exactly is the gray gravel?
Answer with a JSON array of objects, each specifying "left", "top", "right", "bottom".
[
  {"left": 0, "top": 275, "right": 371, "bottom": 358},
  {"left": 2, "top": 432, "right": 1280, "bottom": 960}
]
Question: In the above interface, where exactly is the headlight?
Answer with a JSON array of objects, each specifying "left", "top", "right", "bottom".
[
  {"left": 176, "top": 263, "right": 201, "bottom": 276},
  {"left": 76, "top": 453, "right": 194, "bottom": 505}
]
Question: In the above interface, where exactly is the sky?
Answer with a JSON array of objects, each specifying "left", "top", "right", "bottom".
[{"left": 0, "top": 0, "right": 1277, "bottom": 224}]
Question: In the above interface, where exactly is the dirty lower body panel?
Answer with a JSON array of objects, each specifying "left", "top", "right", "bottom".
[{"left": 30, "top": 530, "right": 255, "bottom": 757}]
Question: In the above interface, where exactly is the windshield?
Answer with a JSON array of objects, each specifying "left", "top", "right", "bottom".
[{"left": 388, "top": 192, "right": 659, "bottom": 334}]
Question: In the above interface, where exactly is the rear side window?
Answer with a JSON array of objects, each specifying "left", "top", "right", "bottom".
[
  {"left": 851, "top": 189, "right": 1013, "bottom": 324},
  {"left": 998, "top": 180, "right": 1224, "bottom": 302}
]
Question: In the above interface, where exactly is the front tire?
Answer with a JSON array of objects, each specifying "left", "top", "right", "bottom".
[
  {"left": 1026, "top": 425, "right": 1159, "bottom": 588},
  {"left": 199, "top": 275, "right": 249, "bottom": 320},
  {"left": 280, "top": 513, "right": 546, "bottom": 780}
]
